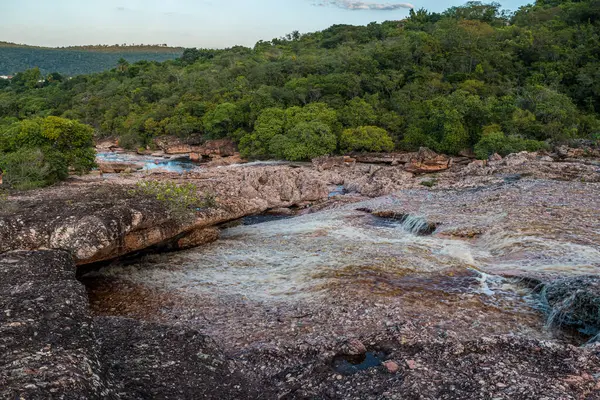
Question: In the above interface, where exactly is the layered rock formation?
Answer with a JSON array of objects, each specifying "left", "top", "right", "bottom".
[
  {"left": 0, "top": 251, "right": 258, "bottom": 399},
  {"left": 0, "top": 165, "right": 329, "bottom": 264}
]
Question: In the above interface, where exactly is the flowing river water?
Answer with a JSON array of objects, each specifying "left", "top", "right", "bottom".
[{"left": 82, "top": 179, "right": 600, "bottom": 353}]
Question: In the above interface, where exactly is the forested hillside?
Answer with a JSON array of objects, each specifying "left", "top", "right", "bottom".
[
  {"left": 0, "top": 43, "right": 183, "bottom": 76},
  {"left": 1, "top": 0, "right": 600, "bottom": 161}
]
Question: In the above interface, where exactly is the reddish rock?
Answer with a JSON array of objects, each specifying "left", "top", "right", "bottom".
[
  {"left": 383, "top": 361, "right": 400, "bottom": 373},
  {"left": 176, "top": 227, "right": 220, "bottom": 250},
  {"left": 153, "top": 136, "right": 193, "bottom": 154},
  {"left": 192, "top": 139, "right": 237, "bottom": 158},
  {"left": 406, "top": 359, "right": 417, "bottom": 369},
  {"left": 405, "top": 148, "right": 452, "bottom": 174}
]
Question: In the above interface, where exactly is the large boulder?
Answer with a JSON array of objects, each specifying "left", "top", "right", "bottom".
[{"left": 190, "top": 139, "right": 237, "bottom": 158}]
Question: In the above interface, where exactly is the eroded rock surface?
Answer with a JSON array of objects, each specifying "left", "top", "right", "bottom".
[
  {"left": 2, "top": 149, "right": 600, "bottom": 398},
  {"left": 95, "top": 317, "right": 258, "bottom": 399},
  {"left": 0, "top": 250, "right": 112, "bottom": 399},
  {"left": 0, "top": 165, "right": 329, "bottom": 264}
]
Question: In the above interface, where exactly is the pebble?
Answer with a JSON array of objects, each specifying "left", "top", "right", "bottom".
[{"left": 383, "top": 361, "right": 399, "bottom": 373}]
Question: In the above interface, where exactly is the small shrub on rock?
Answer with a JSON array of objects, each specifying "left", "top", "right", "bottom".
[{"left": 131, "top": 181, "right": 217, "bottom": 221}]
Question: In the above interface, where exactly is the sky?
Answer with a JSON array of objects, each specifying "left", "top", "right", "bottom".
[{"left": 1, "top": 0, "right": 531, "bottom": 49}]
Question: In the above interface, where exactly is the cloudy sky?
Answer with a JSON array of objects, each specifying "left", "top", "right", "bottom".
[{"left": 1, "top": 0, "right": 530, "bottom": 48}]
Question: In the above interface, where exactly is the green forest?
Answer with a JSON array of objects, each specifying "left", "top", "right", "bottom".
[
  {"left": 0, "top": 43, "right": 183, "bottom": 76},
  {"left": 1, "top": 0, "right": 600, "bottom": 169}
]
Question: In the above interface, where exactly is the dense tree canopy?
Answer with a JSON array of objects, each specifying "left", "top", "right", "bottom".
[
  {"left": 1, "top": 0, "right": 599, "bottom": 161},
  {"left": 0, "top": 43, "right": 183, "bottom": 76}
]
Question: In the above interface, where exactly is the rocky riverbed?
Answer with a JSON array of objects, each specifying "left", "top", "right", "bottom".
[{"left": 2, "top": 149, "right": 600, "bottom": 399}]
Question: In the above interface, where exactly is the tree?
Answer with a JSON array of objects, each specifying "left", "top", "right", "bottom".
[
  {"left": 202, "top": 103, "right": 243, "bottom": 139},
  {"left": 474, "top": 126, "right": 549, "bottom": 159},
  {"left": 0, "top": 116, "right": 96, "bottom": 188},
  {"left": 116, "top": 58, "right": 129, "bottom": 72},
  {"left": 339, "top": 98, "right": 377, "bottom": 127},
  {"left": 239, "top": 103, "right": 339, "bottom": 160},
  {"left": 340, "top": 126, "right": 394, "bottom": 152}
]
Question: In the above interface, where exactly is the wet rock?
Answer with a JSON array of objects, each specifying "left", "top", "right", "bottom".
[
  {"left": 337, "top": 338, "right": 367, "bottom": 356},
  {"left": 540, "top": 276, "right": 600, "bottom": 338},
  {"left": 371, "top": 210, "right": 438, "bottom": 235}
]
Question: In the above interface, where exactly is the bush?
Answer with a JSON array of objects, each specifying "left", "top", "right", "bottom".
[
  {"left": 474, "top": 130, "right": 549, "bottom": 159},
  {"left": 340, "top": 126, "right": 394, "bottom": 152},
  {"left": 0, "top": 148, "right": 66, "bottom": 190},
  {"left": 0, "top": 116, "right": 96, "bottom": 189}
]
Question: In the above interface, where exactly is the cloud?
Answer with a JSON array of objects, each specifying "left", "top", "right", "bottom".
[{"left": 314, "top": 0, "right": 414, "bottom": 10}]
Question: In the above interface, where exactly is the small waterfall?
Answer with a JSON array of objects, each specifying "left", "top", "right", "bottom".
[
  {"left": 368, "top": 210, "right": 438, "bottom": 235},
  {"left": 401, "top": 214, "right": 436, "bottom": 235}
]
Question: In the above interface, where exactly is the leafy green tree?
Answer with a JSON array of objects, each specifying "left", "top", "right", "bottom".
[
  {"left": 270, "top": 121, "right": 336, "bottom": 161},
  {"left": 240, "top": 103, "right": 338, "bottom": 160},
  {"left": 202, "top": 102, "right": 243, "bottom": 138},
  {"left": 239, "top": 107, "right": 285, "bottom": 159},
  {"left": 339, "top": 98, "right": 377, "bottom": 127},
  {"left": 474, "top": 125, "right": 549, "bottom": 159},
  {"left": 340, "top": 126, "right": 394, "bottom": 152},
  {"left": 0, "top": 116, "right": 95, "bottom": 188}
]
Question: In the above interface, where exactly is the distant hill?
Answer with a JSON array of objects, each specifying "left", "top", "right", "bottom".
[{"left": 0, "top": 42, "right": 184, "bottom": 76}]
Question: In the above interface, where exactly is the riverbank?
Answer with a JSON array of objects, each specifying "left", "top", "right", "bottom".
[{"left": 1, "top": 149, "right": 600, "bottom": 398}]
